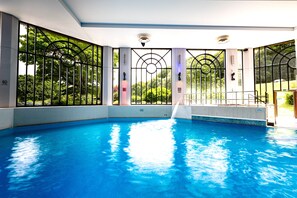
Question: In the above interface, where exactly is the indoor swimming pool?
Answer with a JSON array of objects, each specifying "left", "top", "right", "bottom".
[{"left": 0, "top": 119, "right": 296, "bottom": 197}]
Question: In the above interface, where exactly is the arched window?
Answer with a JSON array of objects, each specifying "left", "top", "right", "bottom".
[
  {"left": 17, "top": 22, "right": 102, "bottom": 106},
  {"left": 131, "top": 49, "right": 172, "bottom": 105},
  {"left": 186, "top": 49, "right": 225, "bottom": 104}
]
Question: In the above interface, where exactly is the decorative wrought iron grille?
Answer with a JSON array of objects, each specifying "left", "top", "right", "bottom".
[
  {"left": 112, "top": 49, "right": 120, "bottom": 105},
  {"left": 17, "top": 22, "right": 102, "bottom": 106},
  {"left": 254, "top": 40, "right": 296, "bottom": 103},
  {"left": 186, "top": 49, "right": 225, "bottom": 104},
  {"left": 131, "top": 49, "right": 172, "bottom": 105}
]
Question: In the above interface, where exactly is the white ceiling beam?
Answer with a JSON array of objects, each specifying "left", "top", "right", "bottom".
[
  {"left": 58, "top": 0, "right": 81, "bottom": 25},
  {"left": 81, "top": 22, "right": 294, "bottom": 31}
]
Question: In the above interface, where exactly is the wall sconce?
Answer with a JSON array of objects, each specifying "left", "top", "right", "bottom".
[
  {"left": 123, "top": 72, "right": 126, "bottom": 81},
  {"left": 177, "top": 72, "right": 182, "bottom": 93},
  {"left": 122, "top": 72, "right": 128, "bottom": 105},
  {"left": 231, "top": 71, "right": 235, "bottom": 81}
]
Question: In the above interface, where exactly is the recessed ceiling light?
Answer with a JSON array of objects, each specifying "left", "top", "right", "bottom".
[{"left": 217, "top": 35, "right": 229, "bottom": 44}]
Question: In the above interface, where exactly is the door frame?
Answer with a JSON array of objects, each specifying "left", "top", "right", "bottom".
[{"left": 273, "top": 90, "right": 297, "bottom": 120}]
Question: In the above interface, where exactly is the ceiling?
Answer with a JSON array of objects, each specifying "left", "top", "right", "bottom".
[{"left": 0, "top": 0, "right": 297, "bottom": 49}]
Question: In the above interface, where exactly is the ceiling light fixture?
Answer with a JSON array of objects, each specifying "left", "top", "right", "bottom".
[
  {"left": 217, "top": 35, "right": 229, "bottom": 44},
  {"left": 138, "top": 33, "right": 150, "bottom": 47}
]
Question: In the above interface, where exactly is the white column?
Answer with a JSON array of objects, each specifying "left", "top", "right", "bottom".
[
  {"left": 119, "top": 48, "right": 131, "bottom": 105},
  {"left": 172, "top": 48, "right": 186, "bottom": 105},
  {"left": 242, "top": 48, "right": 255, "bottom": 104},
  {"left": 0, "top": 12, "right": 19, "bottom": 108},
  {"left": 225, "top": 49, "right": 238, "bottom": 93},
  {"left": 102, "top": 46, "right": 113, "bottom": 105},
  {"left": 243, "top": 48, "right": 254, "bottom": 93}
]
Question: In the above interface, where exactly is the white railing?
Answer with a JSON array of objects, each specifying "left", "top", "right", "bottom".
[{"left": 183, "top": 91, "right": 268, "bottom": 107}]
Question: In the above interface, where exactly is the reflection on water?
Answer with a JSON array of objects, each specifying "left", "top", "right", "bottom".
[
  {"left": 6, "top": 137, "right": 42, "bottom": 190},
  {"left": 185, "top": 138, "right": 229, "bottom": 187},
  {"left": 125, "top": 120, "right": 176, "bottom": 175},
  {"left": 109, "top": 124, "right": 120, "bottom": 161},
  {"left": 266, "top": 127, "right": 297, "bottom": 148},
  {"left": 258, "top": 164, "right": 290, "bottom": 186}
]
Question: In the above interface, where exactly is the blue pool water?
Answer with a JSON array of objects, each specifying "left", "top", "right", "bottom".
[{"left": 0, "top": 119, "right": 297, "bottom": 198}]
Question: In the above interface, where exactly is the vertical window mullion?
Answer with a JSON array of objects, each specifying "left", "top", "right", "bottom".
[
  {"left": 33, "top": 27, "right": 37, "bottom": 106},
  {"left": 50, "top": 59, "right": 54, "bottom": 105},
  {"left": 42, "top": 57, "right": 45, "bottom": 105},
  {"left": 66, "top": 67, "right": 69, "bottom": 105},
  {"left": 85, "top": 65, "right": 88, "bottom": 105},
  {"left": 80, "top": 64, "right": 82, "bottom": 105},
  {"left": 58, "top": 60, "right": 62, "bottom": 104},
  {"left": 25, "top": 25, "right": 29, "bottom": 106},
  {"left": 73, "top": 66, "right": 76, "bottom": 105},
  {"left": 96, "top": 46, "right": 99, "bottom": 105},
  {"left": 91, "top": 46, "right": 94, "bottom": 104}
]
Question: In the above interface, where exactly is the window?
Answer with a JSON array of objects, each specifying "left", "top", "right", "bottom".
[
  {"left": 17, "top": 22, "right": 102, "bottom": 106},
  {"left": 254, "top": 40, "right": 296, "bottom": 104},
  {"left": 186, "top": 49, "right": 225, "bottom": 104},
  {"left": 112, "top": 49, "right": 120, "bottom": 105},
  {"left": 131, "top": 49, "right": 172, "bottom": 105}
]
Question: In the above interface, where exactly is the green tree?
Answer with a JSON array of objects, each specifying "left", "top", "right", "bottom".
[
  {"left": 144, "top": 87, "right": 172, "bottom": 104},
  {"left": 131, "top": 69, "right": 172, "bottom": 104},
  {"left": 285, "top": 93, "right": 294, "bottom": 105}
]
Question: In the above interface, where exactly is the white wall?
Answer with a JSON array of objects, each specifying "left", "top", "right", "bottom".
[
  {"left": 109, "top": 105, "right": 172, "bottom": 118},
  {"left": 243, "top": 48, "right": 254, "bottom": 92},
  {"left": 0, "top": 108, "right": 14, "bottom": 130},
  {"left": 14, "top": 106, "right": 108, "bottom": 127},
  {"left": 191, "top": 105, "right": 266, "bottom": 120},
  {"left": 0, "top": 105, "right": 268, "bottom": 132},
  {"left": 0, "top": 12, "right": 18, "bottom": 107}
]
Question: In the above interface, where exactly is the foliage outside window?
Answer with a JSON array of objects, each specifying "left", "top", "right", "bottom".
[
  {"left": 112, "top": 49, "right": 120, "bottom": 105},
  {"left": 186, "top": 49, "right": 225, "bottom": 104},
  {"left": 131, "top": 49, "right": 172, "bottom": 105},
  {"left": 254, "top": 40, "right": 296, "bottom": 104},
  {"left": 17, "top": 22, "right": 102, "bottom": 106}
]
